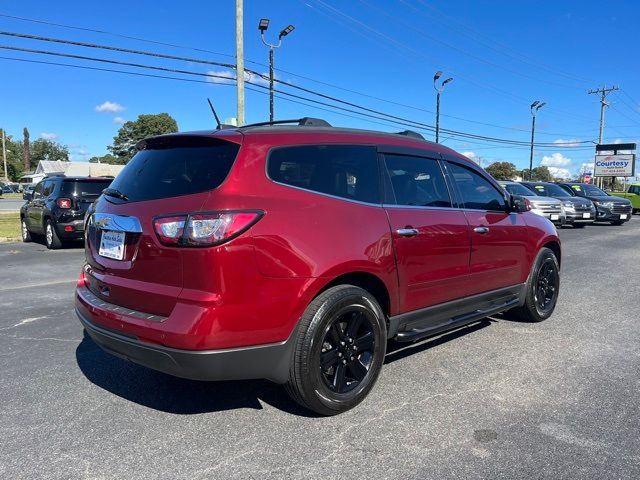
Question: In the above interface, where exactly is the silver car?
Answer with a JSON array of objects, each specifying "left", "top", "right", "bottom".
[{"left": 499, "top": 181, "right": 565, "bottom": 226}]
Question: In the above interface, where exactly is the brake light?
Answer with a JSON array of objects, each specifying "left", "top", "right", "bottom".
[
  {"left": 153, "top": 216, "right": 187, "bottom": 245},
  {"left": 153, "top": 211, "right": 263, "bottom": 247},
  {"left": 57, "top": 198, "right": 72, "bottom": 209}
]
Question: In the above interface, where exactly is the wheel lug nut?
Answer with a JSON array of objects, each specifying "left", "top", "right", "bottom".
[
  {"left": 340, "top": 341, "right": 345, "bottom": 346},
  {"left": 338, "top": 352, "right": 342, "bottom": 357},
  {"left": 342, "top": 359, "right": 347, "bottom": 364}
]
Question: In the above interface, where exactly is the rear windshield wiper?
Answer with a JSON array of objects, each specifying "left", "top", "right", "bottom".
[{"left": 102, "top": 188, "right": 129, "bottom": 201}]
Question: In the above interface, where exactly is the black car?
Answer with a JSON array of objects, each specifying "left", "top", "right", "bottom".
[
  {"left": 20, "top": 176, "right": 113, "bottom": 248},
  {"left": 521, "top": 181, "right": 596, "bottom": 228},
  {"left": 557, "top": 182, "right": 632, "bottom": 225},
  {"left": 22, "top": 184, "right": 36, "bottom": 200}
]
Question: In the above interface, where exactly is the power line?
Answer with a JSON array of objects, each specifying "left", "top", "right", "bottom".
[{"left": 0, "top": 42, "right": 597, "bottom": 148}]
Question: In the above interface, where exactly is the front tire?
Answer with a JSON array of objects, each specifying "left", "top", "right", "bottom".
[
  {"left": 285, "top": 285, "right": 387, "bottom": 416},
  {"left": 611, "top": 220, "right": 625, "bottom": 226},
  {"left": 45, "top": 219, "right": 63, "bottom": 249},
  {"left": 21, "top": 218, "right": 32, "bottom": 242},
  {"left": 510, "top": 247, "right": 560, "bottom": 322},
  {"left": 573, "top": 223, "right": 587, "bottom": 229}
]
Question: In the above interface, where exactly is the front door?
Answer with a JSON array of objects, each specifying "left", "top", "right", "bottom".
[
  {"left": 445, "top": 160, "right": 529, "bottom": 294},
  {"left": 382, "top": 153, "right": 471, "bottom": 313}
]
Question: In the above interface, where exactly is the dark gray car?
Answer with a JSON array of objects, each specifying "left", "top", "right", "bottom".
[
  {"left": 521, "top": 181, "right": 596, "bottom": 228},
  {"left": 557, "top": 182, "right": 632, "bottom": 225}
]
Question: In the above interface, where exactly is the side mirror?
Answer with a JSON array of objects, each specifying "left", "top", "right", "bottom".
[
  {"left": 509, "top": 194, "right": 529, "bottom": 213},
  {"left": 23, "top": 192, "right": 33, "bottom": 201}
]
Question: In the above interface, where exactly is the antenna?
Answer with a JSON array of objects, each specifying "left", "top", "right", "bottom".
[{"left": 207, "top": 98, "right": 222, "bottom": 129}]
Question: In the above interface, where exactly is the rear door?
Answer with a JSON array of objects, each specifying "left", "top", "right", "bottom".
[
  {"left": 381, "top": 151, "right": 471, "bottom": 313},
  {"left": 28, "top": 180, "right": 50, "bottom": 233},
  {"left": 444, "top": 159, "right": 529, "bottom": 294},
  {"left": 85, "top": 135, "right": 241, "bottom": 317}
]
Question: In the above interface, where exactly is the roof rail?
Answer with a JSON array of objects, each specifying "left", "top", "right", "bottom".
[
  {"left": 396, "top": 130, "right": 425, "bottom": 140},
  {"left": 240, "top": 117, "right": 332, "bottom": 128}
]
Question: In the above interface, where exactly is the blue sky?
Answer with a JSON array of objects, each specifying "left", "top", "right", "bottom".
[{"left": 1, "top": 0, "right": 639, "bottom": 178}]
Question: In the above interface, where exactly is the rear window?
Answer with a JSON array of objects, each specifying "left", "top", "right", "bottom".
[
  {"left": 267, "top": 145, "right": 380, "bottom": 204},
  {"left": 62, "top": 180, "right": 112, "bottom": 197},
  {"left": 107, "top": 137, "right": 239, "bottom": 202}
]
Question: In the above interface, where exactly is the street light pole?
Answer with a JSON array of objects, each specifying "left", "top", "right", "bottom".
[
  {"left": 259, "top": 19, "right": 295, "bottom": 122},
  {"left": 528, "top": 100, "right": 545, "bottom": 180},
  {"left": 433, "top": 71, "right": 453, "bottom": 143},
  {"left": 235, "top": 0, "right": 245, "bottom": 126}
]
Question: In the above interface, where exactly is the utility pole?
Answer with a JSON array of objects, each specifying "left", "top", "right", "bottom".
[
  {"left": 433, "top": 71, "right": 453, "bottom": 143},
  {"left": 235, "top": 0, "right": 245, "bottom": 126},
  {"left": 2, "top": 129, "right": 8, "bottom": 182},
  {"left": 588, "top": 85, "right": 619, "bottom": 188},
  {"left": 529, "top": 101, "right": 546, "bottom": 180},
  {"left": 259, "top": 19, "right": 295, "bottom": 122}
]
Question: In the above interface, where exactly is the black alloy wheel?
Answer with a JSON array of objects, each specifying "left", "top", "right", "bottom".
[{"left": 319, "top": 307, "right": 376, "bottom": 394}]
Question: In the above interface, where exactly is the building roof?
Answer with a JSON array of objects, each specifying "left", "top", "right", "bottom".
[{"left": 34, "top": 160, "right": 69, "bottom": 175}]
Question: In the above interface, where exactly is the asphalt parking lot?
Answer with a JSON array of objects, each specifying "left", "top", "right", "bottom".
[{"left": 1, "top": 220, "right": 639, "bottom": 479}]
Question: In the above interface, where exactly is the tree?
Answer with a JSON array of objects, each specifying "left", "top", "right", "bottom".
[
  {"left": 530, "top": 166, "right": 553, "bottom": 182},
  {"left": 485, "top": 161, "right": 518, "bottom": 181},
  {"left": 31, "top": 138, "right": 69, "bottom": 163},
  {"left": 0, "top": 129, "right": 24, "bottom": 181},
  {"left": 89, "top": 154, "right": 123, "bottom": 165},
  {"left": 108, "top": 113, "right": 178, "bottom": 162},
  {"left": 23, "top": 127, "right": 31, "bottom": 172}
]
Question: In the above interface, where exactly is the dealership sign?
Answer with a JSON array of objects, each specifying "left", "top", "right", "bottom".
[{"left": 594, "top": 154, "right": 635, "bottom": 177}]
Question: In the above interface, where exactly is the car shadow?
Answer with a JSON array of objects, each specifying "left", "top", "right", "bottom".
[
  {"left": 77, "top": 319, "right": 496, "bottom": 416},
  {"left": 75, "top": 331, "right": 316, "bottom": 417}
]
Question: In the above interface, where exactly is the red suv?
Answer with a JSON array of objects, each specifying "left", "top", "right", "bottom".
[{"left": 75, "top": 118, "right": 561, "bottom": 415}]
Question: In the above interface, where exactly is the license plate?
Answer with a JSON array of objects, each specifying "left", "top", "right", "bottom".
[
  {"left": 583, "top": 213, "right": 591, "bottom": 219},
  {"left": 620, "top": 214, "right": 628, "bottom": 220},
  {"left": 551, "top": 214, "right": 559, "bottom": 221},
  {"left": 99, "top": 231, "right": 125, "bottom": 260}
]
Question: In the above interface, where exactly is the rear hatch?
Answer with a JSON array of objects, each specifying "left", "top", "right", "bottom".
[
  {"left": 84, "top": 134, "right": 241, "bottom": 317},
  {"left": 61, "top": 178, "right": 113, "bottom": 220}
]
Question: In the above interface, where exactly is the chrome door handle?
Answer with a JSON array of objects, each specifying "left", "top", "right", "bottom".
[
  {"left": 473, "top": 226, "right": 489, "bottom": 234},
  {"left": 396, "top": 228, "right": 419, "bottom": 237}
]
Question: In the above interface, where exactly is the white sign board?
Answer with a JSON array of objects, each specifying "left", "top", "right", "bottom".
[{"left": 594, "top": 154, "right": 635, "bottom": 177}]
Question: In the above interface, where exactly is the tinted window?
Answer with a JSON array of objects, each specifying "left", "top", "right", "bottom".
[
  {"left": 502, "top": 183, "right": 534, "bottom": 196},
  {"left": 33, "top": 182, "right": 43, "bottom": 197},
  {"left": 383, "top": 154, "right": 451, "bottom": 207},
  {"left": 42, "top": 180, "right": 55, "bottom": 197},
  {"left": 527, "top": 183, "right": 571, "bottom": 197},
  {"left": 107, "top": 137, "right": 239, "bottom": 202},
  {"left": 62, "top": 180, "right": 112, "bottom": 198},
  {"left": 448, "top": 162, "right": 506, "bottom": 211},
  {"left": 267, "top": 145, "right": 379, "bottom": 203}
]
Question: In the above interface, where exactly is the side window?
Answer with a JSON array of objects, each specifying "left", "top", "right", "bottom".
[
  {"left": 383, "top": 154, "right": 451, "bottom": 208},
  {"left": 33, "top": 182, "right": 44, "bottom": 198},
  {"left": 42, "top": 181, "right": 54, "bottom": 197},
  {"left": 267, "top": 145, "right": 380, "bottom": 203},
  {"left": 447, "top": 162, "right": 507, "bottom": 211}
]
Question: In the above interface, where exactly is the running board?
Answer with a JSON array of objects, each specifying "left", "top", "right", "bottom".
[{"left": 390, "top": 284, "right": 525, "bottom": 343}]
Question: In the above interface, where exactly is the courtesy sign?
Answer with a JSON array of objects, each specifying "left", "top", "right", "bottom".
[{"left": 594, "top": 154, "right": 635, "bottom": 177}]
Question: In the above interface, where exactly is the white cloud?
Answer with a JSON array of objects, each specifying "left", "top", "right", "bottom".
[
  {"left": 113, "top": 116, "right": 126, "bottom": 125},
  {"left": 541, "top": 152, "right": 572, "bottom": 167},
  {"left": 40, "top": 132, "right": 58, "bottom": 140},
  {"left": 552, "top": 138, "right": 582, "bottom": 148},
  {"left": 461, "top": 151, "right": 478, "bottom": 161},
  {"left": 206, "top": 70, "right": 271, "bottom": 87},
  {"left": 95, "top": 101, "right": 125, "bottom": 113},
  {"left": 547, "top": 166, "right": 572, "bottom": 179},
  {"left": 579, "top": 162, "right": 595, "bottom": 175}
]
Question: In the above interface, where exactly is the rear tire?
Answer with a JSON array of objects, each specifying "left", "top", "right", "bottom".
[
  {"left": 45, "top": 219, "right": 63, "bottom": 249},
  {"left": 285, "top": 285, "right": 387, "bottom": 416},
  {"left": 21, "top": 218, "right": 32, "bottom": 242},
  {"left": 509, "top": 247, "right": 560, "bottom": 323}
]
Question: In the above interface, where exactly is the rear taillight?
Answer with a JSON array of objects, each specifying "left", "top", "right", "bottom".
[
  {"left": 153, "top": 211, "right": 263, "bottom": 247},
  {"left": 57, "top": 198, "right": 72, "bottom": 209}
]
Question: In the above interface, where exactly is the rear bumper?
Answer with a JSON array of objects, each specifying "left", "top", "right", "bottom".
[
  {"left": 76, "top": 304, "right": 295, "bottom": 384},
  {"left": 54, "top": 219, "right": 85, "bottom": 239}
]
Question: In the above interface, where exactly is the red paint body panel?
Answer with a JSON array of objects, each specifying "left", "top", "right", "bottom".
[{"left": 77, "top": 128, "right": 560, "bottom": 353}]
